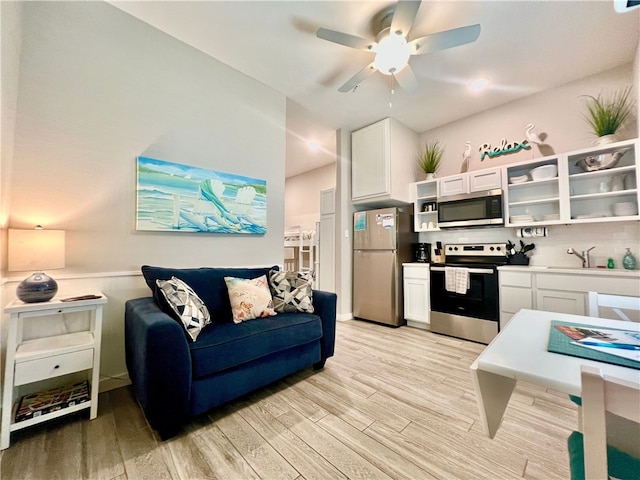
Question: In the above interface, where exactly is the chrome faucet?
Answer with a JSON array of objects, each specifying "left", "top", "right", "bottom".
[{"left": 567, "top": 246, "right": 595, "bottom": 268}]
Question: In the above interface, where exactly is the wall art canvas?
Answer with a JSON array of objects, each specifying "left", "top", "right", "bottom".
[{"left": 136, "top": 156, "right": 267, "bottom": 234}]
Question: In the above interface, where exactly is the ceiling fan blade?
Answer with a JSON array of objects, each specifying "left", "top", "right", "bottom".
[
  {"left": 316, "top": 27, "right": 374, "bottom": 51},
  {"left": 394, "top": 65, "right": 418, "bottom": 92},
  {"left": 409, "top": 24, "right": 481, "bottom": 55},
  {"left": 390, "top": 0, "right": 422, "bottom": 36},
  {"left": 338, "top": 62, "right": 377, "bottom": 93}
]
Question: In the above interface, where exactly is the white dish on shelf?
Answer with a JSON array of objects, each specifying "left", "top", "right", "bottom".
[
  {"left": 529, "top": 164, "right": 558, "bottom": 181},
  {"left": 612, "top": 201, "right": 638, "bottom": 216},
  {"left": 542, "top": 214, "right": 560, "bottom": 221},
  {"left": 510, "top": 215, "right": 535, "bottom": 223},
  {"left": 509, "top": 175, "right": 529, "bottom": 184},
  {"left": 573, "top": 214, "right": 607, "bottom": 219}
]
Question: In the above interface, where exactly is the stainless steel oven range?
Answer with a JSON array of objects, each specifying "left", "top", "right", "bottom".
[{"left": 430, "top": 243, "right": 507, "bottom": 344}]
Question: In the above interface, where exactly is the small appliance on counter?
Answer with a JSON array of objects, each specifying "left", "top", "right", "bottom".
[
  {"left": 413, "top": 243, "right": 431, "bottom": 263},
  {"left": 432, "top": 241, "right": 445, "bottom": 264}
]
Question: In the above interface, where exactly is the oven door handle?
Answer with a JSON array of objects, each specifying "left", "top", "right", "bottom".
[{"left": 430, "top": 266, "right": 494, "bottom": 275}]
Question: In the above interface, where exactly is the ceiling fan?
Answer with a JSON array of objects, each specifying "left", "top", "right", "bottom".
[{"left": 316, "top": 0, "right": 481, "bottom": 93}]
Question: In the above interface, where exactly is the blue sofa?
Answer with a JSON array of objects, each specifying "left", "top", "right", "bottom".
[{"left": 125, "top": 265, "right": 337, "bottom": 437}]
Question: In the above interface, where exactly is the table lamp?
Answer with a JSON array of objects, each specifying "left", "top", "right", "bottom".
[{"left": 8, "top": 226, "right": 65, "bottom": 303}]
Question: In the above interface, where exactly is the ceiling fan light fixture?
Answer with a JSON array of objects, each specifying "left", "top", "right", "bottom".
[{"left": 373, "top": 33, "right": 411, "bottom": 75}]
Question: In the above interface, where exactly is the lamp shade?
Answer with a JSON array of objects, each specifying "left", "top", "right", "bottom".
[
  {"left": 8, "top": 228, "right": 65, "bottom": 303},
  {"left": 8, "top": 228, "right": 65, "bottom": 272}
]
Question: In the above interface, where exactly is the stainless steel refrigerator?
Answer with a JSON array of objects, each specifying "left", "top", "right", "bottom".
[{"left": 353, "top": 207, "right": 416, "bottom": 326}]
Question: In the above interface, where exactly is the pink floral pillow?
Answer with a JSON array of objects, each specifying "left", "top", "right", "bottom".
[{"left": 224, "top": 275, "right": 277, "bottom": 323}]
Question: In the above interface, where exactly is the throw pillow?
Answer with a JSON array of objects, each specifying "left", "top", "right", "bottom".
[
  {"left": 268, "top": 270, "right": 314, "bottom": 313},
  {"left": 156, "top": 276, "right": 211, "bottom": 341},
  {"left": 224, "top": 275, "right": 277, "bottom": 323}
]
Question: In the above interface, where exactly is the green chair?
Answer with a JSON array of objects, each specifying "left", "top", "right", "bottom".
[{"left": 567, "top": 366, "right": 640, "bottom": 480}]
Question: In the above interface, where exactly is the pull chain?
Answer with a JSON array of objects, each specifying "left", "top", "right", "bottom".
[{"left": 389, "top": 73, "right": 395, "bottom": 110}]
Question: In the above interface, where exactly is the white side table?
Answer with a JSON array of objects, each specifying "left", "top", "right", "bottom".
[{"left": 1, "top": 293, "right": 107, "bottom": 449}]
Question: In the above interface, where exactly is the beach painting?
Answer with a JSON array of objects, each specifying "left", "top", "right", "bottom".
[{"left": 136, "top": 156, "right": 267, "bottom": 234}]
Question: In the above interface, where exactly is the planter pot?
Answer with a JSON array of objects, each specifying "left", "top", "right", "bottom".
[
  {"left": 594, "top": 134, "right": 617, "bottom": 146},
  {"left": 425, "top": 173, "right": 436, "bottom": 180},
  {"left": 508, "top": 253, "right": 530, "bottom": 265}
]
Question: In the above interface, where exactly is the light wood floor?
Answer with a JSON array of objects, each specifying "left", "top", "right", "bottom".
[{"left": 1, "top": 319, "right": 578, "bottom": 479}]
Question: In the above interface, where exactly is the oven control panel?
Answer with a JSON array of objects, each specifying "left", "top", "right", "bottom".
[{"left": 444, "top": 243, "right": 507, "bottom": 257}]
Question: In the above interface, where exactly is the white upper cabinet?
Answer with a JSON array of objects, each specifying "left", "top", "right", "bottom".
[
  {"left": 469, "top": 168, "right": 502, "bottom": 192},
  {"left": 437, "top": 168, "right": 501, "bottom": 198},
  {"left": 503, "top": 138, "right": 639, "bottom": 227},
  {"left": 351, "top": 117, "right": 418, "bottom": 205},
  {"left": 411, "top": 179, "right": 438, "bottom": 232},
  {"left": 438, "top": 174, "right": 468, "bottom": 197},
  {"left": 566, "top": 140, "right": 639, "bottom": 223},
  {"left": 504, "top": 155, "right": 563, "bottom": 226}
]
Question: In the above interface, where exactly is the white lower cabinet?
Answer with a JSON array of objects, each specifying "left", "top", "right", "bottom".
[
  {"left": 535, "top": 290, "right": 586, "bottom": 316},
  {"left": 403, "top": 263, "right": 430, "bottom": 329},
  {"left": 499, "top": 267, "right": 640, "bottom": 329},
  {"left": 498, "top": 271, "right": 533, "bottom": 328}
]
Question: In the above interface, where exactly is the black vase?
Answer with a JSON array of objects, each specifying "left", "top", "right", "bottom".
[
  {"left": 508, "top": 253, "right": 530, "bottom": 266},
  {"left": 16, "top": 272, "right": 58, "bottom": 303}
]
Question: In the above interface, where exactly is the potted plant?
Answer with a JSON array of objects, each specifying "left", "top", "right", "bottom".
[
  {"left": 581, "top": 86, "right": 634, "bottom": 145},
  {"left": 417, "top": 141, "right": 444, "bottom": 179}
]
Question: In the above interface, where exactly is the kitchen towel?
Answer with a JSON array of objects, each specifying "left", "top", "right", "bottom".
[
  {"left": 445, "top": 267, "right": 456, "bottom": 292},
  {"left": 445, "top": 267, "right": 470, "bottom": 294},
  {"left": 455, "top": 267, "right": 470, "bottom": 294}
]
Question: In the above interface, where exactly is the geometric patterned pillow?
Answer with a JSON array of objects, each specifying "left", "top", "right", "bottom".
[
  {"left": 156, "top": 277, "right": 211, "bottom": 341},
  {"left": 224, "top": 275, "right": 277, "bottom": 324},
  {"left": 268, "top": 269, "right": 314, "bottom": 313}
]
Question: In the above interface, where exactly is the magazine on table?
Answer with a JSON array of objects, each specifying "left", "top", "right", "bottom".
[{"left": 554, "top": 324, "right": 640, "bottom": 363}]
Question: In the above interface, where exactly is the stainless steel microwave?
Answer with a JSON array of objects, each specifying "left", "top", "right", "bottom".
[{"left": 437, "top": 189, "right": 504, "bottom": 228}]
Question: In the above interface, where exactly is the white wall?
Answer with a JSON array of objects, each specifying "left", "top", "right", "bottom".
[
  {"left": 0, "top": 1, "right": 22, "bottom": 274},
  {"left": 336, "top": 129, "right": 354, "bottom": 320},
  {"left": 421, "top": 64, "right": 637, "bottom": 177},
  {"left": 635, "top": 15, "right": 640, "bottom": 138},
  {"left": 285, "top": 163, "right": 336, "bottom": 230},
  {"left": 2, "top": 2, "right": 287, "bottom": 385}
]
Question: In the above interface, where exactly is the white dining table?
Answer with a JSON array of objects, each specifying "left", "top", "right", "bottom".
[{"left": 470, "top": 308, "right": 640, "bottom": 438}]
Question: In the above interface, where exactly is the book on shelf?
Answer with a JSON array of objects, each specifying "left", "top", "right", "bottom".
[
  {"left": 15, "top": 381, "right": 90, "bottom": 422},
  {"left": 547, "top": 320, "right": 640, "bottom": 370}
]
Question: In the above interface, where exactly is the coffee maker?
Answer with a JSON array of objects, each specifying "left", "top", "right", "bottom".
[{"left": 413, "top": 243, "right": 431, "bottom": 263}]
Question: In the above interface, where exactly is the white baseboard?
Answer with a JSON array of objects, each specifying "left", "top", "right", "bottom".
[
  {"left": 406, "top": 320, "right": 430, "bottom": 330},
  {"left": 337, "top": 312, "right": 353, "bottom": 322},
  {"left": 99, "top": 373, "right": 131, "bottom": 393}
]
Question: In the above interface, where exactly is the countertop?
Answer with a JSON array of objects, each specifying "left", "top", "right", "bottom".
[
  {"left": 402, "top": 262, "right": 640, "bottom": 279},
  {"left": 402, "top": 262, "right": 640, "bottom": 277},
  {"left": 498, "top": 265, "right": 640, "bottom": 277}
]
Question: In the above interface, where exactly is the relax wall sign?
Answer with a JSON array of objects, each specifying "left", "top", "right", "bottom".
[{"left": 479, "top": 138, "right": 530, "bottom": 160}]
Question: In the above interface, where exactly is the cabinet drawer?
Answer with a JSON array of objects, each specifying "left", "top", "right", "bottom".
[
  {"left": 404, "top": 265, "right": 430, "bottom": 280},
  {"left": 500, "top": 271, "right": 532, "bottom": 287},
  {"left": 14, "top": 349, "right": 94, "bottom": 386}
]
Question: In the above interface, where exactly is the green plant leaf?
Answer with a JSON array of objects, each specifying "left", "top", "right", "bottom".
[
  {"left": 417, "top": 141, "right": 444, "bottom": 174},
  {"left": 581, "top": 86, "right": 634, "bottom": 137}
]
